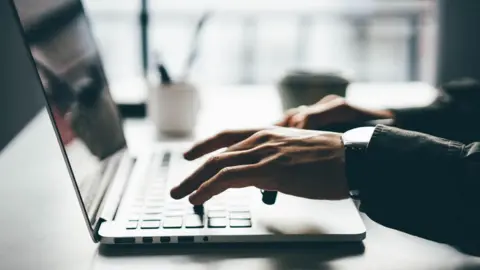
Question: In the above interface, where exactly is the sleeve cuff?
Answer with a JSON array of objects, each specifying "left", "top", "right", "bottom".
[{"left": 349, "top": 124, "right": 465, "bottom": 193}]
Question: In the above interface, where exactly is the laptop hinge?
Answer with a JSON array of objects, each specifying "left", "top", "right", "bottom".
[{"left": 93, "top": 217, "right": 106, "bottom": 242}]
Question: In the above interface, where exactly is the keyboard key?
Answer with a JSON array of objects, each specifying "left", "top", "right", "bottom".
[
  {"left": 141, "top": 220, "right": 161, "bottom": 229},
  {"left": 208, "top": 218, "right": 227, "bottom": 228},
  {"left": 207, "top": 206, "right": 225, "bottom": 211},
  {"left": 161, "top": 153, "right": 171, "bottom": 167},
  {"left": 165, "top": 207, "right": 184, "bottom": 212},
  {"left": 166, "top": 204, "right": 185, "bottom": 210},
  {"left": 148, "top": 187, "right": 165, "bottom": 193},
  {"left": 129, "top": 214, "right": 141, "bottom": 220},
  {"left": 145, "top": 202, "right": 165, "bottom": 210},
  {"left": 145, "top": 202, "right": 163, "bottom": 207},
  {"left": 149, "top": 189, "right": 165, "bottom": 195},
  {"left": 126, "top": 220, "right": 138, "bottom": 230},
  {"left": 135, "top": 189, "right": 147, "bottom": 197},
  {"left": 146, "top": 196, "right": 165, "bottom": 202},
  {"left": 230, "top": 219, "right": 252, "bottom": 228},
  {"left": 150, "top": 180, "right": 166, "bottom": 186},
  {"left": 142, "top": 214, "right": 162, "bottom": 220},
  {"left": 144, "top": 213, "right": 163, "bottom": 219},
  {"left": 156, "top": 168, "right": 168, "bottom": 175},
  {"left": 164, "top": 210, "right": 184, "bottom": 217},
  {"left": 128, "top": 208, "right": 142, "bottom": 214},
  {"left": 170, "top": 200, "right": 187, "bottom": 206},
  {"left": 209, "top": 199, "right": 227, "bottom": 206},
  {"left": 134, "top": 199, "right": 146, "bottom": 206},
  {"left": 144, "top": 207, "right": 163, "bottom": 214},
  {"left": 185, "top": 214, "right": 204, "bottom": 228},
  {"left": 208, "top": 210, "right": 227, "bottom": 218},
  {"left": 163, "top": 217, "right": 183, "bottom": 229},
  {"left": 131, "top": 202, "right": 144, "bottom": 208},
  {"left": 229, "top": 206, "right": 250, "bottom": 212},
  {"left": 133, "top": 196, "right": 145, "bottom": 202},
  {"left": 147, "top": 191, "right": 164, "bottom": 198},
  {"left": 145, "top": 199, "right": 164, "bottom": 206},
  {"left": 229, "top": 212, "right": 251, "bottom": 219},
  {"left": 156, "top": 176, "right": 168, "bottom": 182},
  {"left": 146, "top": 196, "right": 164, "bottom": 202},
  {"left": 184, "top": 207, "right": 196, "bottom": 214}
]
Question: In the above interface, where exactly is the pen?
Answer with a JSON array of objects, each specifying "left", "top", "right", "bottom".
[
  {"left": 181, "top": 11, "right": 211, "bottom": 80},
  {"left": 157, "top": 63, "right": 172, "bottom": 85},
  {"left": 154, "top": 52, "right": 172, "bottom": 85}
]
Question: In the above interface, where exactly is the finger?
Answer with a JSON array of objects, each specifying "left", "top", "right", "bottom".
[
  {"left": 289, "top": 113, "right": 306, "bottom": 128},
  {"left": 275, "top": 107, "right": 300, "bottom": 126},
  {"left": 171, "top": 149, "right": 261, "bottom": 199},
  {"left": 275, "top": 117, "right": 290, "bottom": 127},
  {"left": 294, "top": 120, "right": 307, "bottom": 129},
  {"left": 188, "top": 164, "right": 264, "bottom": 205},
  {"left": 184, "top": 129, "right": 258, "bottom": 160},
  {"left": 224, "top": 130, "right": 268, "bottom": 152},
  {"left": 277, "top": 105, "right": 308, "bottom": 126}
]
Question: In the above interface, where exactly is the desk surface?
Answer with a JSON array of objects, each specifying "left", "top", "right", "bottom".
[{"left": 1, "top": 84, "right": 479, "bottom": 270}]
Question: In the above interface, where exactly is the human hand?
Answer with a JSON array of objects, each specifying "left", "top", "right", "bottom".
[
  {"left": 170, "top": 127, "right": 349, "bottom": 205},
  {"left": 276, "top": 95, "right": 393, "bottom": 129}
]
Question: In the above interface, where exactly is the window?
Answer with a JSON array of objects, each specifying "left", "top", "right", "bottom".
[{"left": 84, "top": 0, "right": 436, "bottom": 87}]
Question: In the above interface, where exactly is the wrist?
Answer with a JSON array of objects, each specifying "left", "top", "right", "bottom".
[{"left": 341, "top": 126, "right": 376, "bottom": 191}]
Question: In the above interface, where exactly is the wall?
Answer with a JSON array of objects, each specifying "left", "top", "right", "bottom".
[{"left": 436, "top": 0, "right": 480, "bottom": 85}]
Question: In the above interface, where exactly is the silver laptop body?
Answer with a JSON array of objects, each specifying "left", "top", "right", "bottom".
[{"left": 8, "top": 0, "right": 366, "bottom": 245}]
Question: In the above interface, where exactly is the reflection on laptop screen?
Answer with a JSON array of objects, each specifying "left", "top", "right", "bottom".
[{"left": 12, "top": 0, "right": 127, "bottom": 227}]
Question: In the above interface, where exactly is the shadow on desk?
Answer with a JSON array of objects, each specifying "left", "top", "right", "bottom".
[{"left": 99, "top": 242, "right": 365, "bottom": 269}]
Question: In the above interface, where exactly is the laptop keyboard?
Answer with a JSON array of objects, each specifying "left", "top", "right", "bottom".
[{"left": 123, "top": 151, "right": 253, "bottom": 230}]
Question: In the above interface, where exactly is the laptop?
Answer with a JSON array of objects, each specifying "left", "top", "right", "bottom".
[{"left": 8, "top": 0, "right": 366, "bottom": 244}]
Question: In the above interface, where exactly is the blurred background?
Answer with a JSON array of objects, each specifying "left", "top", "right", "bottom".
[{"left": 83, "top": 0, "right": 437, "bottom": 87}]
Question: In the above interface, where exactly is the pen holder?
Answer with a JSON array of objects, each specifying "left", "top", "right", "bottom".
[{"left": 148, "top": 82, "right": 201, "bottom": 137}]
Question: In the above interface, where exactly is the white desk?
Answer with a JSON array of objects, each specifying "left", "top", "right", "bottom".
[{"left": 1, "top": 83, "right": 479, "bottom": 270}]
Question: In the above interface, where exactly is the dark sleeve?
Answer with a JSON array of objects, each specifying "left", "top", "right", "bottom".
[
  {"left": 391, "top": 78, "right": 480, "bottom": 143},
  {"left": 354, "top": 125, "right": 480, "bottom": 252}
]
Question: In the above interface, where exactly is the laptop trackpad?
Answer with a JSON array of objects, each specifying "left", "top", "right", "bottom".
[{"left": 253, "top": 193, "right": 366, "bottom": 237}]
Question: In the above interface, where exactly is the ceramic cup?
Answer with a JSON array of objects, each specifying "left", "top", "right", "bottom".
[{"left": 148, "top": 82, "right": 200, "bottom": 137}]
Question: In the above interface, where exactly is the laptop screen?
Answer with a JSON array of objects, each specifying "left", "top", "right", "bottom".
[{"left": 12, "top": 0, "right": 127, "bottom": 231}]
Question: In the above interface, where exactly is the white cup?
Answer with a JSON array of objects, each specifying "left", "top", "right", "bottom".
[{"left": 148, "top": 82, "right": 200, "bottom": 137}]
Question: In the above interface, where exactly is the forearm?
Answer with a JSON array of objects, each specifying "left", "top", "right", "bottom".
[
  {"left": 353, "top": 125, "right": 480, "bottom": 249},
  {"left": 389, "top": 79, "right": 480, "bottom": 143}
]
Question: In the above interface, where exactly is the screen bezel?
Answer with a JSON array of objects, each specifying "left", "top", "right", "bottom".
[{"left": 7, "top": 0, "right": 121, "bottom": 242}]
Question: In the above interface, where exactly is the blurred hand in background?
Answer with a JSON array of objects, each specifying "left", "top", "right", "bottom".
[{"left": 276, "top": 95, "right": 393, "bottom": 130}]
